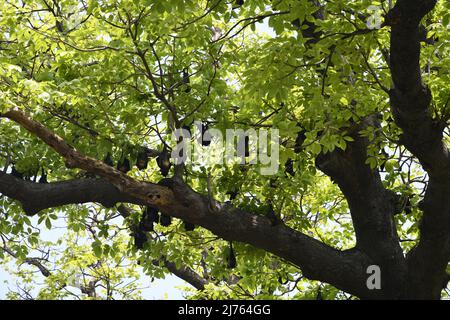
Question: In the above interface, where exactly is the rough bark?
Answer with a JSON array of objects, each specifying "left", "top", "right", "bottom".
[
  {"left": 387, "top": 0, "right": 450, "bottom": 299},
  {"left": 316, "top": 117, "right": 407, "bottom": 299},
  {"left": 0, "top": 172, "right": 145, "bottom": 215}
]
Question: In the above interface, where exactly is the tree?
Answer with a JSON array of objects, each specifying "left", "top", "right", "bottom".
[{"left": 0, "top": 0, "right": 449, "bottom": 300}]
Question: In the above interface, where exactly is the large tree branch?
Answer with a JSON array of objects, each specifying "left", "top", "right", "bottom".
[
  {"left": 316, "top": 118, "right": 398, "bottom": 251},
  {"left": 0, "top": 170, "right": 374, "bottom": 297},
  {"left": 315, "top": 116, "right": 407, "bottom": 298},
  {"left": 1, "top": 108, "right": 174, "bottom": 208},
  {"left": 388, "top": 0, "right": 448, "bottom": 176},
  {"left": 293, "top": 5, "right": 407, "bottom": 295},
  {"left": 0, "top": 172, "right": 145, "bottom": 215},
  {"left": 154, "top": 258, "right": 208, "bottom": 291},
  {"left": 0, "top": 108, "right": 377, "bottom": 298},
  {"left": 387, "top": 0, "right": 450, "bottom": 299}
]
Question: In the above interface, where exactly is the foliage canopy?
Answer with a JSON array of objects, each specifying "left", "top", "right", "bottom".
[{"left": 0, "top": 0, "right": 449, "bottom": 300}]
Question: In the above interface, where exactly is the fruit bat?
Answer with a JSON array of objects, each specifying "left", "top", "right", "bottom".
[
  {"left": 136, "top": 150, "right": 149, "bottom": 170},
  {"left": 117, "top": 158, "right": 131, "bottom": 173},
  {"left": 227, "top": 241, "right": 237, "bottom": 269},
  {"left": 156, "top": 146, "right": 171, "bottom": 177},
  {"left": 159, "top": 213, "right": 172, "bottom": 227}
]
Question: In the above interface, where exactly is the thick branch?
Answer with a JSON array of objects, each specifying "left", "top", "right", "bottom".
[
  {"left": 1, "top": 108, "right": 174, "bottom": 209},
  {"left": 0, "top": 109, "right": 376, "bottom": 298},
  {"left": 315, "top": 116, "right": 407, "bottom": 298},
  {"left": 0, "top": 172, "right": 144, "bottom": 215},
  {"left": 293, "top": 4, "right": 407, "bottom": 297},
  {"left": 0, "top": 170, "right": 374, "bottom": 297},
  {"left": 388, "top": 0, "right": 448, "bottom": 176},
  {"left": 388, "top": 0, "right": 450, "bottom": 299},
  {"left": 154, "top": 258, "right": 208, "bottom": 291}
]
